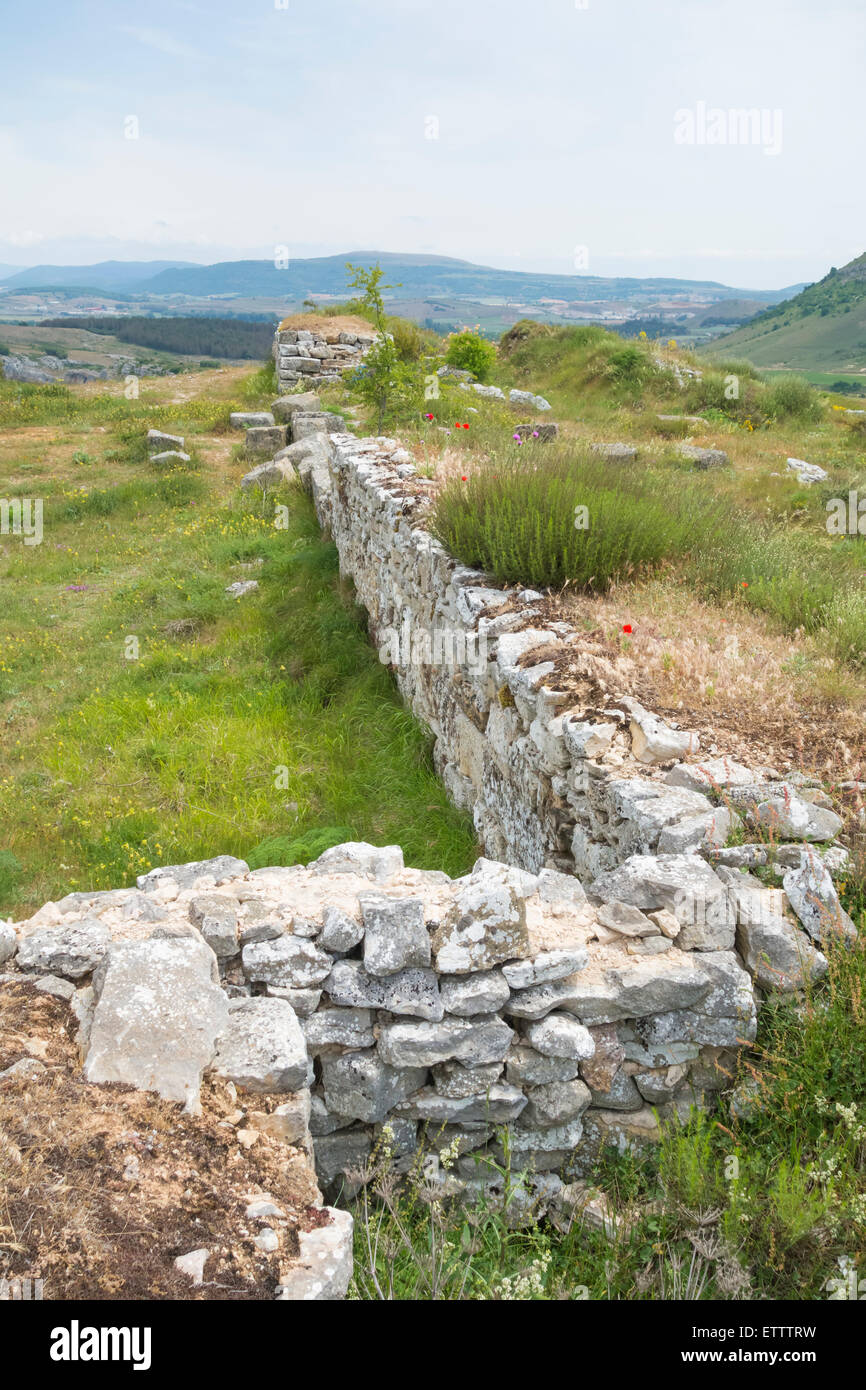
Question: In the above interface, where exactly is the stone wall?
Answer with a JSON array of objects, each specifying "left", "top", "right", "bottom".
[
  {"left": 274, "top": 326, "right": 374, "bottom": 394},
  {"left": 307, "top": 432, "right": 852, "bottom": 905},
  {"left": 3, "top": 840, "right": 794, "bottom": 1210}
]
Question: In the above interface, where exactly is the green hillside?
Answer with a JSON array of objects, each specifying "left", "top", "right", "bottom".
[{"left": 708, "top": 253, "right": 866, "bottom": 372}]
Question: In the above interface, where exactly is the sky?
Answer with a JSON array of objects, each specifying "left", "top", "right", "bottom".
[{"left": 0, "top": 0, "right": 863, "bottom": 289}]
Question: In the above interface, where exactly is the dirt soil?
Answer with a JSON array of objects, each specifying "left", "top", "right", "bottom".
[
  {"left": 0, "top": 980, "right": 325, "bottom": 1300},
  {"left": 277, "top": 312, "right": 373, "bottom": 341}
]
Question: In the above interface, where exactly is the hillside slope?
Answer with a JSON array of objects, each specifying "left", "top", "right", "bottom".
[{"left": 708, "top": 253, "right": 866, "bottom": 371}]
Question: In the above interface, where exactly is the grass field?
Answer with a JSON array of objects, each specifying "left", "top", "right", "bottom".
[{"left": 0, "top": 364, "right": 475, "bottom": 916}]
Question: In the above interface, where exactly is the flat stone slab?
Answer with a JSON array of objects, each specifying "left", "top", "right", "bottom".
[
  {"left": 84, "top": 936, "right": 229, "bottom": 1107},
  {"left": 230, "top": 411, "right": 275, "bottom": 429}
]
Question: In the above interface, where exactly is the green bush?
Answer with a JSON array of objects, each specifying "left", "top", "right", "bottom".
[
  {"left": 764, "top": 374, "right": 822, "bottom": 422},
  {"left": 385, "top": 316, "right": 425, "bottom": 362},
  {"left": 445, "top": 331, "right": 497, "bottom": 382},
  {"left": 432, "top": 449, "right": 728, "bottom": 592}
]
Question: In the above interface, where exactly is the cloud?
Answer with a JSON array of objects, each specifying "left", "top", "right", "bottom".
[{"left": 117, "top": 27, "right": 205, "bottom": 61}]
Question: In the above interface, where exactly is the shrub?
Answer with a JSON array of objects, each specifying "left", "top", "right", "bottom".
[
  {"left": 431, "top": 448, "right": 728, "bottom": 592},
  {"left": 445, "top": 331, "right": 497, "bottom": 382},
  {"left": 764, "top": 374, "right": 822, "bottom": 422},
  {"left": 386, "top": 316, "right": 424, "bottom": 362}
]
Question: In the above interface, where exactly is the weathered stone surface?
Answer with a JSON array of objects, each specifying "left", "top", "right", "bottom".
[
  {"left": 242, "top": 936, "right": 332, "bottom": 989},
  {"left": 138, "top": 856, "right": 248, "bottom": 892},
  {"left": 783, "top": 849, "right": 858, "bottom": 943},
  {"left": 596, "top": 901, "right": 656, "bottom": 937},
  {"left": 510, "top": 1116, "right": 586, "bottom": 1154},
  {"left": 302, "top": 1007, "right": 375, "bottom": 1054},
  {"left": 320, "top": 1050, "right": 426, "bottom": 1123},
  {"left": 147, "top": 428, "right": 184, "bottom": 453},
  {"left": 230, "top": 411, "right": 275, "bottom": 429},
  {"left": 590, "top": 441, "right": 637, "bottom": 461},
  {"left": 212, "top": 997, "right": 311, "bottom": 1092},
  {"left": 267, "top": 986, "right": 321, "bottom": 1017},
  {"left": 325, "top": 959, "right": 443, "bottom": 1020},
  {"left": 310, "top": 842, "right": 403, "bottom": 880},
  {"left": 736, "top": 914, "right": 828, "bottom": 992},
  {"left": 677, "top": 444, "right": 729, "bottom": 469},
  {"left": 591, "top": 855, "right": 733, "bottom": 951},
  {"left": 225, "top": 579, "right": 259, "bottom": 600},
  {"left": 578, "top": 1023, "right": 624, "bottom": 1091},
  {"left": 504, "top": 1044, "right": 579, "bottom": 1087},
  {"left": 624, "top": 705, "right": 700, "bottom": 765},
  {"left": 432, "top": 1060, "right": 504, "bottom": 1098},
  {"left": 635, "top": 1008, "right": 756, "bottom": 1048},
  {"left": 17, "top": 918, "right": 110, "bottom": 979},
  {"left": 84, "top": 937, "right": 228, "bottom": 1105},
  {"left": 360, "top": 895, "right": 430, "bottom": 976},
  {"left": 149, "top": 449, "right": 191, "bottom": 466},
  {"left": 320, "top": 905, "right": 364, "bottom": 954},
  {"left": 396, "top": 1083, "right": 527, "bottom": 1124},
  {"left": 240, "top": 458, "right": 294, "bottom": 490},
  {"left": 588, "top": 1066, "right": 644, "bottom": 1111},
  {"left": 658, "top": 807, "right": 740, "bottom": 855},
  {"left": 276, "top": 1207, "right": 354, "bottom": 1301},
  {"left": 245, "top": 425, "right": 286, "bottom": 456},
  {"left": 665, "top": 758, "right": 758, "bottom": 794},
  {"left": 313, "top": 1131, "right": 372, "bottom": 1189},
  {"left": 432, "top": 862, "right": 529, "bottom": 973},
  {"left": 377, "top": 1016, "right": 514, "bottom": 1068},
  {"left": 633, "top": 1064, "right": 689, "bottom": 1104},
  {"left": 248, "top": 1089, "right": 312, "bottom": 1145},
  {"left": 188, "top": 895, "right": 239, "bottom": 958},
  {"left": 523, "top": 1077, "right": 592, "bottom": 1127},
  {"left": 562, "top": 719, "right": 617, "bottom": 760},
  {"left": 786, "top": 456, "right": 827, "bottom": 485},
  {"left": 439, "top": 968, "right": 510, "bottom": 1016},
  {"left": 271, "top": 392, "right": 321, "bottom": 422},
  {"left": 503, "top": 973, "right": 591, "bottom": 1020},
  {"left": 734, "top": 785, "right": 843, "bottom": 842},
  {"left": 525, "top": 1013, "right": 595, "bottom": 1061},
  {"left": 502, "top": 949, "right": 588, "bottom": 989}
]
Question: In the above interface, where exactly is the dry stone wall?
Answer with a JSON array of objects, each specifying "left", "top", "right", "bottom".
[
  {"left": 307, "top": 432, "right": 853, "bottom": 904},
  {"left": 3, "top": 840, "right": 781, "bottom": 1209},
  {"left": 274, "top": 326, "right": 374, "bottom": 394}
]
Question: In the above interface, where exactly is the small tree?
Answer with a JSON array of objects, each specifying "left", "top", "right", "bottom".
[{"left": 345, "top": 262, "right": 422, "bottom": 431}]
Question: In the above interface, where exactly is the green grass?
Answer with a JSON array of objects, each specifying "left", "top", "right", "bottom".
[{"left": 0, "top": 374, "right": 475, "bottom": 915}]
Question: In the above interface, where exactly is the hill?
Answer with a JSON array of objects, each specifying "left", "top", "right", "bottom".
[
  {"left": 708, "top": 252, "right": 866, "bottom": 371},
  {"left": 0, "top": 260, "right": 197, "bottom": 291},
  {"left": 138, "top": 251, "right": 797, "bottom": 307}
]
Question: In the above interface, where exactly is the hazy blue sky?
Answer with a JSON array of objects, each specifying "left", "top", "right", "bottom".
[{"left": 1, "top": 0, "right": 863, "bottom": 287}]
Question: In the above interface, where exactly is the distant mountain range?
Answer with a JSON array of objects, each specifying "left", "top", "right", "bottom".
[
  {"left": 710, "top": 252, "right": 866, "bottom": 372},
  {"left": 0, "top": 260, "right": 196, "bottom": 292},
  {"left": 0, "top": 251, "right": 804, "bottom": 307}
]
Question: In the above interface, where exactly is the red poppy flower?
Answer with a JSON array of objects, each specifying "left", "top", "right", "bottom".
[{"left": 622, "top": 624, "right": 632, "bottom": 634}]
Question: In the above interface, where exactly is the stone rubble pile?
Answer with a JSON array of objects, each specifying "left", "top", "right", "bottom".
[{"left": 2, "top": 839, "right": 851, "bottom": 1210}]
